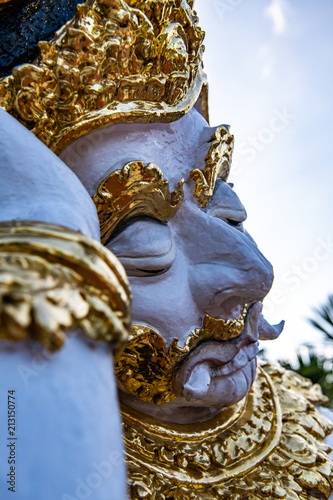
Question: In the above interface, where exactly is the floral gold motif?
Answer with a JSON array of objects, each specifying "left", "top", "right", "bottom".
[
  {"left": 0, "top": 0, "right": 206, "bottom": 154},
  {"left": 92, "top": 160, "right": 184, "bottom": 245},
  {"left": 122, "top": 363, "right": 333, "bottom": 499},
  {"left": 115, "top": 306, "right": 248, "bottom": 405},
  {"left": 190, "top": 125, "right": 234, "bottom": 208},
  {"left": 0, "top": 221, "right": 131, "bottom": 351}
]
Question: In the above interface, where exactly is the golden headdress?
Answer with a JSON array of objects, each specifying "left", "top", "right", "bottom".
[{"left": 0, "top": 0, "right": 208, "bottom": 154}]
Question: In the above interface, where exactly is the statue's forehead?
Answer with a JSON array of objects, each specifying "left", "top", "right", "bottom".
[
  {"left": 61, "top": 108, "right": 234, "bottom": 242},
  {"left": 61, "top": 108, "right": 212, "bottom": 195},
  {"left": 79, "top": 140, "right": 232, "bottom": 247}
]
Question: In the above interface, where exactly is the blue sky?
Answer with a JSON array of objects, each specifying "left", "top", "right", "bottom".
[{"left": 195, "top": 0, "right": 333, "bottom": 360}]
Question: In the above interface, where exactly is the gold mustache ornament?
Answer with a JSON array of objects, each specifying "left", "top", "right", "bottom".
[{"left": 115, "top": 305, "right": 248, "bottom": 405}]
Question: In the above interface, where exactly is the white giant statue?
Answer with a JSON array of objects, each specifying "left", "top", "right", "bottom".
[{"left": 0, "top": 0, "right": 332, "bottom": 499}]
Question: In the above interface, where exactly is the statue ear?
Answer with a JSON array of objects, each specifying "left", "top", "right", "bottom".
[{"left": 0, "top": 109, "right": 100, "bottom": 241}]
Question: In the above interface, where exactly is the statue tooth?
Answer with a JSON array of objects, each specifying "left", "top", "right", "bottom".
[
  {"left": 218, "top": 344, "right": 257, "bottom": 376},
  {"left": 183, "top": 363, "right": 211, "bottom": 401},
  {"left": 218, "top": 359, "right": 236, "bottom": 376},
  {"left": 247, "top": 342, "right": 260, "bottom": 359},
  {"left": 258, "top": 316, "right": 285, "bottom": 340},
  {"left": 234, "top": 349, "right": 248, "bottom": 369},
  {"left": 221, "top": 350, "right": 247, "bottom": 375}
]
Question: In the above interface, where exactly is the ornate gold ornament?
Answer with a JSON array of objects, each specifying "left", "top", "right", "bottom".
[
  {"left": 0, "top": 221, "right": 131, "bottom": 352},
  {"left": 115, "top": 305, "right": 248, "bottom": 405},
  {"left": 190, "top": 125, "right": 234, "bottom": 208},
  {"left": 92, "top": 126, "right": 238, "bottom": 243},
  {"left": 92, "top": 160, "right": 184, "bottom": 245},
  {"left": 122, "top": 363, "right": 333, "bottom": 500},
  {"left": 0, "top": 0, "right": 207, "bottom": 154}
]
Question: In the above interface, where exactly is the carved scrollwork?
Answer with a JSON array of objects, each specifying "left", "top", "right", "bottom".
[
  {"left": 92, "top": 160, "right": 184, "bottom": 245},
  {"left": 190, "top": 125, "right": 234, "bottom": 208},
  {"left": 122, "top": 364, "right": 333, "bottom": 499}
]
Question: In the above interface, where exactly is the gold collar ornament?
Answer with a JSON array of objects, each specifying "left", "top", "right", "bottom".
[
  {"left": 0, "top": 221, "right": 131, "bottom": 351},
  {"left": 122, "top": 363, "right": 333, "bottom": 500},
  {"left": 0, "top": 0, "right": 207, "bottom": 155}
]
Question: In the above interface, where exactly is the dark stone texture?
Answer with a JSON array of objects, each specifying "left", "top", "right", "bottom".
[{"left": 0, "top": 0, "right": 82, "bottom": 78}]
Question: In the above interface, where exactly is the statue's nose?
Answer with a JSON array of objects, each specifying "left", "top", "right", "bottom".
[
  {"left": 181, "top": 180, "right": 273, "bottom": 315},
  {"left": 188, "top": 252, "right": 273, "bottom": 320},
  {"left": 185, "top": 220, "right": 273, "bottom": 317},
  {"left": 206, "top": 179, "right": 247, "bottom": 226}
]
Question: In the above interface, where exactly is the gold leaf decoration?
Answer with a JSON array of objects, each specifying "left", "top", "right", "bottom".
[
  {"left": 0, "top": 221, "right": 131, "bottom": 352},
  {"left": 122, "top": 363, "right": 333, "bottom": 499},
  {"left": 190, "top": 125, "right": 235, "bottom": 208},
  {"left": 92, "top": 160, "right": 184, "bottom": 244},
  {"left": 115, "top": 306, "right": 248, "bottom": 405},
  {"left": 0, "top": 0, "right": 206, "bottom": 154}
]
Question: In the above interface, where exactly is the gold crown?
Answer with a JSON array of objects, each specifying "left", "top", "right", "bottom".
[{"left": 0, "top": 0, "right": 207, "bottom": 154}]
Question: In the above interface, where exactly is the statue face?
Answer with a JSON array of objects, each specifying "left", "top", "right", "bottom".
[{"left": 61, "top": 108, "right": 283, "bottom": 423}]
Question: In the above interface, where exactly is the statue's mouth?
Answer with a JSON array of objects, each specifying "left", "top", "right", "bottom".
[
  {"left": 115, "top": 302, "right": 284, "bottom": 409},
  {"left": 173, "top": 303, "right": 284, "bottom": 404}
]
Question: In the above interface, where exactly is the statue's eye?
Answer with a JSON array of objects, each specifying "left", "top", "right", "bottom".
[
  {"left": 106, "top": 218, "right": 175, "bottom": 277},
  {"left": 208, "top": 180, "right": 247, "bottom": 231},
  {"left": 226, "top": 218, "right": 243, "bottom": 228}
]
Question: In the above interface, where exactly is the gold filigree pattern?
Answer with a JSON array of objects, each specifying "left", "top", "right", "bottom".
[
  {"left": 92, "top": 160, "right": 184, "bottom": 244},
  {"left": 122, "top": 364, "right": 333, "bottom": 499},
  {"left": 0, "top": 221, "right": 131, "bottom": 352},
  {"left": 190, "top": 125, "right": 234, "bottom": 208},
  {"left": 115, "top": 306, "right": 248, "bottom": 405},
  {"left": 0, "top": 0, "right": 206, "bottom": 154}
]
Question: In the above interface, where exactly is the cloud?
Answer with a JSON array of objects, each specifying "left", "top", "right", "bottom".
[{"left": 265, "top": 0, "right": 288, "bottom": 35}]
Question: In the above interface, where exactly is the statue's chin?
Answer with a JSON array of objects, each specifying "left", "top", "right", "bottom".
[
  {"left": 119, "top": 303, "right": 278, "bottom": 424},
  {"left": 177, "top": 357, "right": 257, "bottom": 408},
  {"left": 120, "top": 357, "right": 257, "bottom": 425}
]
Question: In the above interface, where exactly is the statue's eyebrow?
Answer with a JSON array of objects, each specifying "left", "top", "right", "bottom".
[
  {"left": 189, "top": 126, "right": 234, "bottom": 209},
  {"left": 92, "top": 161, "right": 184, "bottom": 245}
]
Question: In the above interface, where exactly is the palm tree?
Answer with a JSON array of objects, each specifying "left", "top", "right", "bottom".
[
  {"left": 281, "top": 347, "right": 333, "bottom": 408},
  {"left": 280, "top": 294, "right": 333, "bottom": 408},
  {"left": 309, "top": 294, "right": 333, "bottom": 342}
]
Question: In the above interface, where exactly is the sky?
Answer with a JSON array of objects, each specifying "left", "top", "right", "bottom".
[{"left": 194, "top": 0, "right": 333, "bottom": 362}]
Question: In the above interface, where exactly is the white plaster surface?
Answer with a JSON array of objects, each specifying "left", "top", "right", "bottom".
[
  {"left": 0, "top": 110, "right": 99, "bottom": 240},
  {"left": 62, "top": 108, "right": 284, "bottom": 421},
  {"left": 0, "top": 334, "right": 128, "bottom": 500},
  {"left": 0, "top": 110, "right": 127, "bottom": 498}
]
